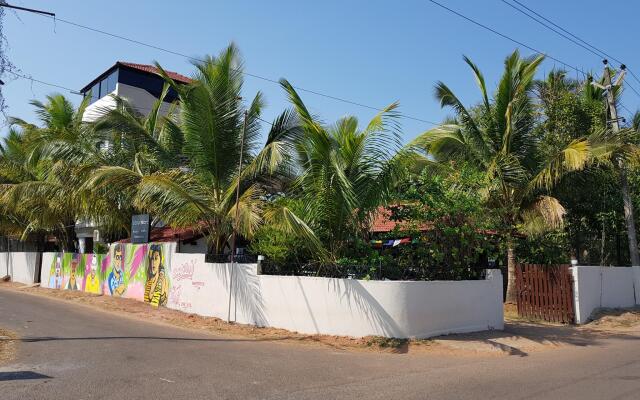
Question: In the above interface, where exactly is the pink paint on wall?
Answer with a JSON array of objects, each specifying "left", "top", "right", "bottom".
[
  {"left": 128, "top": 245, "right": 147, "bottom": 279},
  {"left": 101, "top": 253, "right": 110, "bottom": 274},
  {"left": 124, "top": 282, "right": 144, "bottom": 301}
]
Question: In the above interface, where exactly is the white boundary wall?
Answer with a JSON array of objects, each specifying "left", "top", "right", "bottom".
[
  {"left": 36, "top": 250, "right": 504, "bottom": 338},
  {"left": 168, "top": 252, "right": 504, "bottom": 338},
  {"left": 572, "top": 266, "right": 640, "bottom": 324},
  {"left": 0, "top": 252, "right": 40, "bottom": 284}
]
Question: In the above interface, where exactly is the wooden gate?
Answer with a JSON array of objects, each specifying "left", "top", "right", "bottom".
[{"left": 515, "top": 264, "right": 574, "bottom": 324}]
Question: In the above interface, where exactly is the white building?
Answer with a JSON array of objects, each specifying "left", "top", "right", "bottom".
[
  {"left": 80, "top": 61, "right": 191, "bottom": 123},
  {"left": 76, "top": 62, "right": 208, "bottom": 253}
]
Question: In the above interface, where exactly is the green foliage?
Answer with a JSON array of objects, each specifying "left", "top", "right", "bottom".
[
  {"left": 365, "top": 337, "right": 408, "bottom": 349},
  {"left": 248, "top": 197, "right": 311, "bottom": 263},
  {"left": 516, "top": 230, "right": 570, "bottom": 264},
  {"left": 3, "top": 46, "right": 640, "bottom": 280},
  {"left": 277, "top": 79, "right": 412, "bottom": 261},
  {"left": 389, "top": 164, "right": 498, "bottom": 275}
]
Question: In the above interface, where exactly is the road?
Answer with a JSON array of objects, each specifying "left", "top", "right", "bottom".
[{"left": 1, "top": 288, "right": 640, "bottom": 399}]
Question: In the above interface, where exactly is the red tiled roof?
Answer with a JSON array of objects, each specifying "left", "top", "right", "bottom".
[
  {"left": 370, "top": 206, "right": 505, "bottom": 237},
  {"left": 370, "top": 206, "right": 432, "bottom": 233},
  {"left": 118, "top": 61, "right": 192, "bottom": 84}
]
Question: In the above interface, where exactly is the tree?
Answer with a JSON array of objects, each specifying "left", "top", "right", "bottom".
[
  {"left": 1, "top": 95, "right": 92, "bottom": 250},
  {"left": 413, "top": 51, "right": 592, "bottom": 302},
  {"left": 0, "top": 129, "right": 32, "bottom": 237},
  {"left": 275, "top": 79, "right": 411, "bottom": 262},
  {"left": 88, "top": 44, "right": 304, "bottom": 254}
]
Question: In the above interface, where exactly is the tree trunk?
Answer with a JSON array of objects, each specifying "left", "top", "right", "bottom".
[
  {"left": 505, "top": 242, "right": 517, "bottom": 304},
  {"left": 620, "top": 166, "right": 640, "bottom": 266}
]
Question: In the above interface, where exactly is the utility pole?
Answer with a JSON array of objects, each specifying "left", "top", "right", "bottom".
[{"left": 593, "top": 60, "right": 640, "bottom": 266}]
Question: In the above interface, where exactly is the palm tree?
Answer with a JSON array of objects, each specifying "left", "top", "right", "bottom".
[
  {"left": 0, "top": 129, "right": 33, "bottom": 237},
  {"left": 84, "top": 85, "right": 187, "bottom": 238},
  {"left": 1, "top": 95, "right": 92, "bottom": 250},
  {"left": 274, "top": 79, "right": 410, "bottom": 262},
  {"left": 88, "top": 44, "right": 304, "bottom": 254},
  {"left": 413, "top": 51, "right": 592, "bottom": 302}
]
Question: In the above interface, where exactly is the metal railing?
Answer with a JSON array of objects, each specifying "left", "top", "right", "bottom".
[
  {"left": 204, "top": 253, "right": 258, "bottom": 264},
  {"left": 259, "top": 261, "right": 489, "bottom": 281}
]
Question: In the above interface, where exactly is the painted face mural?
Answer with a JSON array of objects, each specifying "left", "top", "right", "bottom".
[
  {"left": 45, "top": 243, "right": 171, "bottom": 305},
  {"left": 144, "top": 244, "right": 169, "bottom": 307},
  {"left": 49, "top": 256, "right": 63, "bottom": 289},
  {"left": 84, "top": 256, "right": 102, "bottom": 294},
  {"left": 108, "top": 244, "right": 126, "bottom": 296},
  {"left": 66, "top": 259, "right": 80, "bottom": 290}
]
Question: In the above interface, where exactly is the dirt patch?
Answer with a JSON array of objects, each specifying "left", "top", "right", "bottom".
[
  {"left": 2, "top": 282, "right": 634, "bottom": 357},
  {"left": 0, "top": 328, "right": 18, "bottom": 365},
  {"left": 2, "top": 283, "right": 439, "bottom": 354},
  {"left": 587, "top": 307, "right": 640, "bottom": 331}
]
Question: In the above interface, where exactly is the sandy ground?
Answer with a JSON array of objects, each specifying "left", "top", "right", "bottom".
[
  {"left": 0, "top": 327, "right": 17, "bottom": 365},
  {"left": 2, "top": 282, "right": 639, "bottom": 357}
]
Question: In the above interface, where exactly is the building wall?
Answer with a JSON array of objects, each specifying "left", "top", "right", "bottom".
[
  {"left": 82, "top": 83, "right": 176, "bottom": 122},
  {"left": 38, "top": 246, "right": 504, "bottom": 339},
  {"left": 0, "top": 252, "right": 40, "bottom": 284},
  {"left": 572, "top": 266, "right": 639, "bottom": 324},
  {"left": 167, "top": 252, "right": 504, "bottom": 338}
]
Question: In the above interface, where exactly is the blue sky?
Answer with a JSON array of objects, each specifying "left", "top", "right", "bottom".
[{"left": 2, "top": 0, "right": 639, "bottom": 142}]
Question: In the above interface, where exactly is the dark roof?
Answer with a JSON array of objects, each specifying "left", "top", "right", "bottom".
[
  {"left": 80, "top": 61, "right": 191, "bottom": 93},
  {"left": 120, "top": 226, "right": 203, "bottom": 244}
]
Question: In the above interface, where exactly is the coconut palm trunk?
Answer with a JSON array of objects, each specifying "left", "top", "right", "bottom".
[{"left": 505, "top": 240, "right": 517, "bottom": 303}]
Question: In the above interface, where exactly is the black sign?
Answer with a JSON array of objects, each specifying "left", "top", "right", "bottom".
[{"left": 131, "top": 214, "right": 150, "bottom": 244}]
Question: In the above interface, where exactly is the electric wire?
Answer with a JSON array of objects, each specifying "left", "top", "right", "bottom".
[
  {"left": 425, "top": 0, "right": 589, "bottom": 77},
  {"left": 9, "top": 70, "right": 280, "bottom": 126},
  {"left": 3, "top": 7, "right": 439, "bottom": 127},
  {"left": 8, "top": 70, "right": 79, "bottom": 93},
  {"left": 507, "top": 0, "right": 640, "bottom": 89},
  {"left": 499, "top": 0, "right": 604, "bottom": 61},
  {"left": 499, "top": 0, "right": 640, "bottom": 99}
]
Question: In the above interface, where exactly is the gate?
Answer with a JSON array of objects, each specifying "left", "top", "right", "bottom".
[{"left": 515, "top": 264, "right": 574, "bottom": 324}]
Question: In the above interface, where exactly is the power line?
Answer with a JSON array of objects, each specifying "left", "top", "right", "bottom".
[
  {"left": 499, "top": 0, "right": 640, "bottom": 99},
  {"left": 8, "top": 71, "right": 80, "bottom": 94},
  {"left": 10, "top": 71, "right": 278, "bottom": 125},
  {"left": 507, "top": 0, "right": 623, "bottom": 67},
  {"left": 4, "top": 6, "right": 439, "bottom": 127},
  {"left": 425, "top": 0, "right": 589, "bottom": 77},
  {"left": 620, "top": 103, "right": 635, "bottom": 117},
  {"left": 499, "top": 0, "right": 604, "bottom": 61}
]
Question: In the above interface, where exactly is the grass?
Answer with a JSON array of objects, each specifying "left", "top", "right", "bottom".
[{"left": 365, "top": 336, "right": 409, "bottom": 349}]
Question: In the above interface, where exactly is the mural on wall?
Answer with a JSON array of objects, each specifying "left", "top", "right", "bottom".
[
  {"left": 144, "top": 244, "right": 169, "bottom": 307},
  {"left": 47, "top": 242, "right": 173, "bottom": 306},
  {"left": 167, "top": 257, "right": 199, "bottom": 312},
  {"left": 48, "top": 254, "right": 64, "bottom": 289},
  {"left": 85, "top": 256, "right": 102, "bottom": 294},
  {"left": 106, "top": 243, "right": 126, "bottom": 297},
  {"left": 47, "top": 253, "right": 107, "bottom": 293}
]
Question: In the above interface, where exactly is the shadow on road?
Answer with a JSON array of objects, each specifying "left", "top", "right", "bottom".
[
  {"left": 7, "top": 335, "right": 296, "bottom": 343},
  {"left": 0, "top": 371, "right": 51, "bottom": 381},
  {"left": 433, "top": 322, "right": 640, "bottom": 357}
]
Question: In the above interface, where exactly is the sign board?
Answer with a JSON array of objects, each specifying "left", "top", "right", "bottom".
[{"left": 131, "top": 214, "right": 150, "bottom": 244}]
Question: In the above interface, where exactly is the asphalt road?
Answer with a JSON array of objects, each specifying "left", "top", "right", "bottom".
[{"left": 1, "top": 288, "right": 640, "bottom": 399}]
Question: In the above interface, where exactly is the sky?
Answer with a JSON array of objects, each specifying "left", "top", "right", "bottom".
[{"left": 2, "top": 0, "right": 639, "bottom": 143}]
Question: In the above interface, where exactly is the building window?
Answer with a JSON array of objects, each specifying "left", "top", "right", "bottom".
[
  {"left": 105, "top": 69, "right": 118, "bottom": 94},
  {"left": 88, "top": 69, "right": 119, "bottom": 104},
  {"left": 90, "top": 83, "right": 100, "bottom": 103}
]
